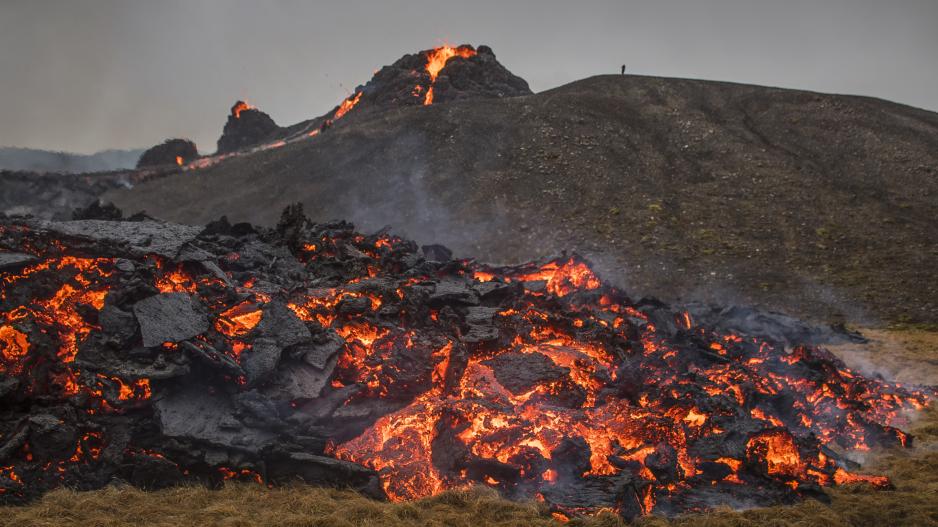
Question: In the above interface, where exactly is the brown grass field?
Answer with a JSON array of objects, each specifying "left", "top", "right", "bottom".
[{"left": 2, "top": 329, "right": 935, "bottom": 527}]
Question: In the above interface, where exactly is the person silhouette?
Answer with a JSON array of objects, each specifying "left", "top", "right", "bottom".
[{"left": 621, "top": 65, "right": 626, "bottom": 75}]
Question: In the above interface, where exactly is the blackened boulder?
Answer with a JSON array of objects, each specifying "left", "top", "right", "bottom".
[
  {"left": 33, "top": 218, "right": 202, "bottom": 258},
  {"left": 241, "top": 337, "right": 282, "bottom": 386},
  {"left": 0, "top": 252, "right": 36, "bottom": 272},
  {"left": 216, "top": 101, "right": 282, "bottom": 154},
  {"left": 257, "top": 301, "right": 311, "bottom": 349},
  {"left": 267, "top": 452, "right": 384, "bottom": 498},
  {"left": 429, "top": 45, "right": 533, "bottom": 104},
  {"left": 483, "top": 351, "right": 569, "bottom": 394},
  {"left": 136, "top": 138, "right": 199, "bottom": 168},
  {"left": 133, "top": 293, "right": 208, "bottom": 347},
  {"left": 154, "top": 385, "right": 277, "bottom": 454}
]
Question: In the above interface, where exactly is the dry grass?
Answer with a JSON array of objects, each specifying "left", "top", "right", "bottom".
[
  {"left": 2, "top": 329, "right": 935, "bottom": 527},
  {"left": 0, "top": 484, "right": 561, "bottom": 527},
  {"left": 827, "top": 327, "right": 938, "bottom": 386}
]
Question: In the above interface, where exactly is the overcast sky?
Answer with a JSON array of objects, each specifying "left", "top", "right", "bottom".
[{"left": 1, "top": 0, "right": 936, "bottom": 154}]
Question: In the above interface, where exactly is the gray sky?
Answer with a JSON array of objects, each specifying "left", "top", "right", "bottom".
[{"left": 1, "top": 0, "right": 936, "bottom": 154}]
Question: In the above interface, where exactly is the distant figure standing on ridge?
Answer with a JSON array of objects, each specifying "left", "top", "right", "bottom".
[{"left": 621, "top": 65, "right": 626, "bottom": 74}]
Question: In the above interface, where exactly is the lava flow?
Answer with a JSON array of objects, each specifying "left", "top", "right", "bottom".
[
  {"left": 231, "top": 100, "right": 254, "bottom": 119},
  {"left": 333, "top": 91, "right": 363, "bottom": 121},
  {"left": 166, "top": 44, "right": 519, "bottom": 173},
  {"left": 0, "top": 211, "right": 932, "bottom": 519},
  {"left": 421, "top": 45, "right": 477, "bottom": 105}
]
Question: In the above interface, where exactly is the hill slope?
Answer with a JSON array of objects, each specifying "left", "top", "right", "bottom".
[
  {"left": 0, "top": 146, "right": 143, "bottom": 173},
  {"left": 106, "top": 75, "right": 938, "bottom": 324}
]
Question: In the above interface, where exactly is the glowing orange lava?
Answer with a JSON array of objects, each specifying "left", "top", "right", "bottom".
[
  {"left": 334, "top": 91, "right": 362, "bottom": 120},
  {"left": 232, "top": 101, "right": 254, "bottom": 119},
  {"left": 1, "top": 221, "right": 930, "bottom": 517},
  {"left": 215, "top": 303, "right": 263, "bottom": 337},
  {"left": 422, "top": 46, "right": 477, "bottom": 105}
]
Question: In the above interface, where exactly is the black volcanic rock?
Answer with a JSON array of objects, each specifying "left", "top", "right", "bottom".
[
  {"left": 155, "top": 384, "right": 278, "bottom": 454},
  {"left": 212, "top": 46, "right": 531, "bottom": 152},
  {"left": 482, "top": 351, "right": 569, "bottom": 394},
  {"left": 348, "top": 44, "right": 532, "bottom": 112},
  {"left": 133, "top": 292, "right": 209, "bottom": 347},
  {"left": 0, "top": 169, "right": 154, "bottom": 221},
  {"left": 72, "top": 200, "right": 123, "bottom": 221},
  {"left": 429, "top": 45, "right": 532, "bottom": 104},
  {"left": 216, "top": 101, "right": 282, "bottom": 154},
  {"left": 136, "top": 138, "right": 198, "bottom": 168},
  {"left": 32, "top": 218, "right": 203, "bottom": 258},
  {"left": 0, "top": 210, "right": 930, "bottom": 516}
]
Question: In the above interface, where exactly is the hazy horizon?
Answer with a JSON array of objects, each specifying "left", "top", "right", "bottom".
[{"left": 2, "top": 0, "right": 937, "bottom": 154}]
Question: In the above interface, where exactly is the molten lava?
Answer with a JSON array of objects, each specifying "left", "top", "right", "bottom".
[
  {"left": 746, "top": 430, "right": 805, "bottom": 478},
  {"left": 0, "top": 216, "right": 932, "bottom": 517},
  {"left": 231, "top": 100, "right": 254, "bottom": 119},
  {"left": 333, "top": 91, "right": 362, "bottom": 121},
  {"left": 422, "top": 45, "right": 477, "bottom": 105},
  {"left": 215, "top": 302, "right": 263, "bottom": 337}
]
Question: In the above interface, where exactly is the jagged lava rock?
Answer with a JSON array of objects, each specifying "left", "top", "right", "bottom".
[
  {"left": 216, "top": 101, "right": 281, "bottom": 154},
  {"left": 133, "top": 293, "right": 209, "bottom": 347},
  {"left": 350, "top": 44, "right": 532, "bottom": 111},
  {"left": 136, "top": 138, "right": 199, "bottom": 168}
]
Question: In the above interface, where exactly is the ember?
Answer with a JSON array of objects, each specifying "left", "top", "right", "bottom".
[{"left": 0, "top": 208, "right": 931, "bottom": 520}]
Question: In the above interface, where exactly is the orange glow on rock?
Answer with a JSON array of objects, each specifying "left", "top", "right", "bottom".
[
  {"left": 215, "top": 303, "right": 263, "bottom": 337},
  {"left": 421, "top": 45, "right": 477, "bottom": 105},
  {"left": 115, "top": 377, "right": 152, "bottom": 401},
  {"left": 833, "top": 467, "right": 891, "bottom": 488},
  {"left": 232, "top": 101, "right": 254, "bottom": 119},
  {"left": 747, "top": 430, "right": 805, "bottom": 478},
  {"left": 334, "top": 91, "right": 362, "bottom": 120},
  {"left": 0, "top": 219, "right": 929, "bottom": 518},
  {"left": 0, "top": 325, "right": 29, "bottom": 362}
]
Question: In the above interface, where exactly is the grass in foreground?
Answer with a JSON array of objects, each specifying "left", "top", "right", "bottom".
[{"left": 2, "top": 330, "right": 935, "bottom": 527}]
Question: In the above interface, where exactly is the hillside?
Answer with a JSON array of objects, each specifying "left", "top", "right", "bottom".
[
  {"left": 105, "top": 74, "right": 938, "bottom": 324},
  {"left": 0, "top": 146, "right": 143, "bottom": 173}
]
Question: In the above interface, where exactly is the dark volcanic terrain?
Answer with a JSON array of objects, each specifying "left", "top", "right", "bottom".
[{"left": 105, "top": 74, "right": 938, "bottom": 325}]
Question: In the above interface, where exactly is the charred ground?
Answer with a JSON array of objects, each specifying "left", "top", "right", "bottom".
[{"left": 106, "top": 74, "right": 938, "bottom": 325}]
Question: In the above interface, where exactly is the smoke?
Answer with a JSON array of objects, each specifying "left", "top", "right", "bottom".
[
  {"left": 790, "top": 273, "right": 879, "bottom": 327},
  {"left": 328, "top": 126, "right": 511, "bottom": 259}
]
